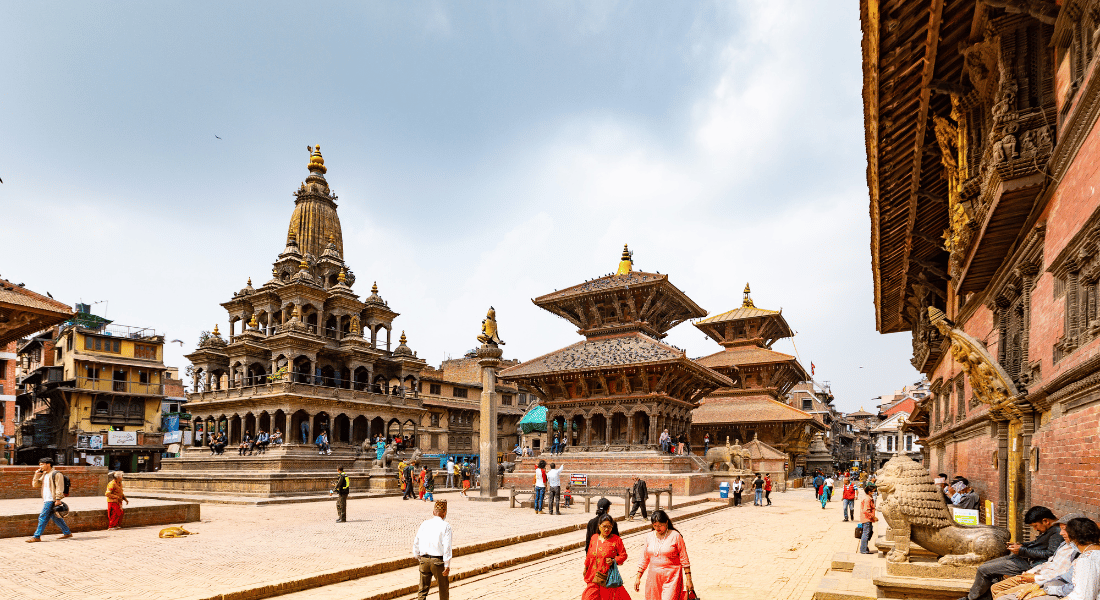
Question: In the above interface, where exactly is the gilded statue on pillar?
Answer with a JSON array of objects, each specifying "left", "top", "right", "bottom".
[{"left": 477, "top": 306, "right": 505, "bottom": 346}]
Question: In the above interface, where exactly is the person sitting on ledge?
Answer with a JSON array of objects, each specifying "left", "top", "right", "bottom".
[
  {"left": 255, "top": 430, "right": 269, "bottom": 454},
  {"left": 957, "top": 506, "right": 1063, "bottom": 600},
  {"left": 316, "top": 431, "right": 331, "bottom": 455},
  {"left": 951, "top": 477, "right": 980, "bottom": 510},
  {"left": 239, "top": 431, "right": 252, "bottom": 456},
  {"left": 989, "top": 513, "right": 1083, "bottom": 600},
  {"left": 271, "top": 429, "right": 282, "bottom": 445}
]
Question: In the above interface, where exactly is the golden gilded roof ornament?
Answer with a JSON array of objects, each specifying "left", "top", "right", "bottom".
[
  {"left": 742, "top": 283, "right": 755, "bottom": 308},
  {"left": 299, "top": 259, "right": 309, "bottom": 271},
  {"left": 399, "top": 331, "right": 407, "bottom": 345},
  {"left": 616, "top": 244, "right": 633, "bottom": 275},
  {"left": 372, "top": 282, "right": 379, "bottom": 294},
  {"left": 248, "top": 314, "right": 257, "bottom": 328},
  {"left": 306, "top": 145, "right": 327, "bottom": 174},
  {"left": 928, "top": 307, "right": 1020, "bottom": 420},
  {"left": 338, "top": 269, "right": 346, "bottom": 283},
  {"left": 212, "top": 324, "right": 221, "bottom": 336},
  {"left": 247, "top": 277, "right": 252, "bottom": 287}
]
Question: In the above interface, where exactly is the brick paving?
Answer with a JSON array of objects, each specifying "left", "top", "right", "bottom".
[{"left": 0, "top": 487, "right": 855, "bottom": 600}]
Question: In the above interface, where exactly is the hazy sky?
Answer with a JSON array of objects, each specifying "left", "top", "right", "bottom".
[{"left": 1, "top": 1, "right": 921, "bottom": 412}]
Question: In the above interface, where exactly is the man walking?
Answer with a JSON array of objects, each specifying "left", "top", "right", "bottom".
[
  {"left": 764, "top": 474, "right": 773, "bottom": 506},
  {"left": 546, "top": 462, "right": 565, "bottom": 515},
  {"left": 821, "top": 474, "right": 834, "bottom": 509},
  {"left": 445, "top": 457, "right": 455, "bottom": 489},
  {"left": 330, "top": 466, "right": 351, "bottom": 522},
  {"left": 957, "top": 506, "right": 1062, "bottom": 600},
  {"left": 28, "top": 458, "right": 72, "bottom": 542},
  {"left": 841, "top": 477, "right": 857, "bottom": 522},
  {"left": 403, "top": 462, "right": 417, "bottom": 500},
  {"left": 813, "top": 471, "right": 825, "bottom": 502},
  {"left": 628, "top": 475, "right": 649, "bottom": 521},
  {"left": 752, "top": 473, "right": 764, "bottom": 506},
  {"left": 413, "top": 499, "right": 452, "bottom": 600},
  {"left": 858, "top": 483, "right": 877, "bottom": 554}
]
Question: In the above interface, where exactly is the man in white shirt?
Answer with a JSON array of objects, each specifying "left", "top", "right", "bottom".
[
  {"left": 545, "top": 463, "right": 565, "bottom": 516},
  {"left": 445, "top": 457, "right": 455, "bottom": 489},
  {"left": 413, "top": 499, "right": 453, "bottom": 600}
]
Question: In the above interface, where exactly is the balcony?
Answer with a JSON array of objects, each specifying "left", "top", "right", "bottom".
[
  {"left": 188, "top": 380, "right": 422, "bottom": 408},
  {"left": 77, "top": 377, "right": 164, "bottom": 396}
]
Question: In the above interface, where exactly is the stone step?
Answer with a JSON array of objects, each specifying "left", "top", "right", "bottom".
[
  {"left": 872, "top": 565, "right": 971, "bottom": 600},
  {"left": 204, "top": 499, "right": 732, "bottom": 600},
  {"left": 813, "top": 565, "right": 878, "bottom": 600}
]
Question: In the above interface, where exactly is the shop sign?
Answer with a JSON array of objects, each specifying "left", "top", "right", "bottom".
[
  {"left": 107, "top": 431, "right": 138, "bottom": 446},
  {"left": 163, "top": 430, "right": 183, "bottom": 444},
  {"left": 570, "top": 473, "right": 588, "bottom": 486},
  {"left": 952, "top": 508, "right": 979, "bottom": 526}
]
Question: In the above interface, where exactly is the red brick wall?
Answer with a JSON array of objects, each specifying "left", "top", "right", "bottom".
[
  {"left": 0, "top": 466, "right": 109, "bottom": 499},
  {"left": 0, "top": 502, "right": 199, "bottom": 538},
  {"left": 1, "top": 341, "right": 16, "bottom": 456},
  {"left": 1031, "top": 403, "right": 1100, "bottom": 517}
]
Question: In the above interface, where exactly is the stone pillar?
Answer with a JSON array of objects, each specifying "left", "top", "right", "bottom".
[
  {"left": 604, "top": 418, "right": 612, "bottom": 446},
  {"left": 473, "top": 342, "right": 505, "bottom": 501},
  {"left": 626, "top": 414, "right": 635, "bottom": 445}
]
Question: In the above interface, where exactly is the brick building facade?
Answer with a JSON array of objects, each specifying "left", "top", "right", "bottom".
[
  {"left": 0, "top": 341, "right": 16, "bottom": 463},
  {"left": 863, "top": 0, "right": 1100, "bottom": 540}
]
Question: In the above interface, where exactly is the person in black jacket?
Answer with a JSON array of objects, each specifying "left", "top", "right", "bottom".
[
  {"left": 330, "top": 466, "right": 351, "bottom": 522},
  {"left": 958, "top": 505, "right": 1062, "bottom": 600},
  {"left": 628, "top": 476, "right": 649, "bottom": 521},
  {"left": 585, "top": 498, "right": 620, "bottom": 552}
]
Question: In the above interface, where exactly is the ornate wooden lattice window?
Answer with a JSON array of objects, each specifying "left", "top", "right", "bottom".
[
  {"left": 990, "top": 227, "right": 1043, "bottom": 384},
  {"left": 957, "top": 376, "right": 969, "bottom": 415}
]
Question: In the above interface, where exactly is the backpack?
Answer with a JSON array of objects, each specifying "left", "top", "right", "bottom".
[{"left": 62, "top": 473, "right": 71, "bottom": 496}]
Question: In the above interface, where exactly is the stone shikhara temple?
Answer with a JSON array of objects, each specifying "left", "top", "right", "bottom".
[{"left": 500, "top": 246, "right": 733, "bottom": 494}]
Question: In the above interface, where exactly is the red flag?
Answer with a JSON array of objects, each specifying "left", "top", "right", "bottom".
[{"left": 811, "top": 362, "right": 815, "bottom": 376}]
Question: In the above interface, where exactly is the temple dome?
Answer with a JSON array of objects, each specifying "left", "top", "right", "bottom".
[{"left": 287, "top": 145, "right": 344, "bottom": 261}]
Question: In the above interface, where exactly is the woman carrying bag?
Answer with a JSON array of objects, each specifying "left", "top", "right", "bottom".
[
  {"left": 635, "top": 510, "right": 695, "bottom": 600},
  {"left": 583, "top": 514, "right": 630, "bottom": 600}
]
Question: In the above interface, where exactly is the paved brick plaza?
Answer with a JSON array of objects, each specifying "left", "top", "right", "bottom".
[{"left": 1, "top": 487, "right": 852, "bottom": 600}]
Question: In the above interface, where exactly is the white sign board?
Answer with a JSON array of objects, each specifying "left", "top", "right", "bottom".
[
  {"left": 952, "top": 508, "right": 979, "bottom": 526},
  {"left": 107, "top": 431, "right": 138, "bottom": 446},
  {"left": 163, "top": 430, "right": 183, "bottom": 444}
]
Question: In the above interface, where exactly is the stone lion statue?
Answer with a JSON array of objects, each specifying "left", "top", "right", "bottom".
[
  {"left": 408, "top": 448, "right": 423, "bottom": 465},
  {"left": 373, "top": 443, "right": 397, "bottom": 469},
  {"left": 877, "top": 456, "right": 1009, "bottom": 565}
]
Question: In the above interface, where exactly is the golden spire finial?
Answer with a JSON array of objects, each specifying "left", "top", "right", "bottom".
[
  {"left": 247, "top": 277, "right": 252, "bottom": 286},
  {"left": 329, "top": 234, "right": 335, "bottom": 244},
  {"left": 299, "top": 259, "right": 309, "bottom": 270},
  {"left": 212, "top": 324, "right": 220, "bottom": 336},
  {"left": 399, "top": 331, "right": 407, "bottom": 345},
  {"left": 742, "top": 283, "right": 755, "bottom": 308},
  {"left": 338, "top": 269, "right": 346, "bottom": 283},
  {"left": 249, "top": 314, "right": 257, "bottom": 328},
  {"left": 307, "top": 144, "right": 327, "bottom": 174},
  {"left": 616, "top": 244, "right": 633, "bottom": 275},
  {"left": 372, "top": 281, "right": 379, "bottom": 294}
]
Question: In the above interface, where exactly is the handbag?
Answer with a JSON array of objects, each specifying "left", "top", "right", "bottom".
[
  {"left": 686, "top": 590, "right": 700, "bottom": 600},
  {"left": 603, "top": 561, "right": 623, "bottom": 588},
  {"left": 854, "top": 523, "right": 863, "bottom": 539}
]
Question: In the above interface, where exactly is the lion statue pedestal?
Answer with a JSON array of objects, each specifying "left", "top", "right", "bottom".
[{"left": 877, "top": 456, "right": 1009, "bottom": 566}]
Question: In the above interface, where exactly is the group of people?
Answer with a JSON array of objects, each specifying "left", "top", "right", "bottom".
[
  {"left": 548, "top": 434, "right": 568, "bottom": 455},
  {"left": 583, "top": 498, "right": 695, "bottom": 600},
  {"left": 658, "top": 429, "right": 690, "bottom": 455},
  {"left": 936, "top": 473, "right": 980, "bottom": 510},
  {"left": 204, "top": 428, "right": 283, "bottom": 455},
  {"left": 25, "top": 458, "right": 131, "bottom": 542},
  {"left": 532, "top": 460, "right": 566, "bottom": 514},
  {"left": 959, "top": 506, "right": 1099, "bottom": 600},
  {"left": 441, "top": 457, "right": 474, "bottom": 495}
]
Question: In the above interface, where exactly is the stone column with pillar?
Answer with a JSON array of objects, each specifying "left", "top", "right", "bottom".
[{"left": 471, "top": 306, "right": 507, "bottom": 502}]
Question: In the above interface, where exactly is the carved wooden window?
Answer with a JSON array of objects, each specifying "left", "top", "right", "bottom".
[
  {"left": 452, "top": 387, "right": 468, "bottom": 399},
  {"left": 429, "top": 383, "right": 441, "bottom": 395},
  {"left": 958, "top": 376, "right": 970, "bottom": 414},
  {"left": 135, "top": 344, "right": 157, "bottom": 360},
  {"left": 501, "top": 394, "right": 512, "bottom": 405}
]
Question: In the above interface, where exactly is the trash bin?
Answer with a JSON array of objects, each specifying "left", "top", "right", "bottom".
[{"left": 719, "top": 482, "right": 730, "bottom": 498}]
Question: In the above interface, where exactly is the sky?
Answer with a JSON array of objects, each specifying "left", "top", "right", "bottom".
[{"left": 0, "top": 1, "right": 921, "bottom": 413}]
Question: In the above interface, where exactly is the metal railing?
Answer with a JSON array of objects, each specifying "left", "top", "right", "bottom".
[{"left": 77, "top": 377, "right": 163, "bottom": 395}]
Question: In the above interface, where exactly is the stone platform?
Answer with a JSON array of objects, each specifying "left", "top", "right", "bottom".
[
  {"left": 127, "top": 445, "right": 420, "bottom": 497},
  {"left": 503, "top": 449, "right": 713, "bottom": 495},
  {"left": 0, "top": 496, "right": 199, "bottom": 539}
]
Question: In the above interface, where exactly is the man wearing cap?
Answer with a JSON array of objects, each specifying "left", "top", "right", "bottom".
[
  {"left": 330, "top": 466, "right": 351, "bottom": 523},
  {"left": 413, "top": 499, "right": 452, "bottom": 600},
  {"left": 989, "top": 513, "right": 1082, "bottom": 599},
  {"left": 957, "top": 505, "right": 1063, "bottom": 600},
  {"left": 28, "top": 458, "right": 72, "bottom": 543}
]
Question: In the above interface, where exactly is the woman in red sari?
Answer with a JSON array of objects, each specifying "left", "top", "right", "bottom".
[
  {"left": 634, "top": 510, "right": 693, "bottom": 600},
  {"left": 583, "top": 514, "right": 631, "bottom": 600}
]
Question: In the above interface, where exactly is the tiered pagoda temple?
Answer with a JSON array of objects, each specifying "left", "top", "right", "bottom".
[
  {"left": 689, "top": 285, "right": 824, "bottom": 473},
  {"left": 500, "top": 246, "right": 731, "bottom": 494}
]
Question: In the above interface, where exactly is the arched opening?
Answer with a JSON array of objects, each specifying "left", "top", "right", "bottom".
[
  {"left": 248, "top": 362, "right": 266, "bottom": 386},
  {"left": 274, "top": 410, "right": 287, "bottom": 440},
  {"left": 352, "top": 416, "right": 368, "bottom": 444},
  {"left": 291, "top": 409, "right": 310, "bottom": 444},
  {"left": 610, "top": 412, "right": 628, "bottom": 444},
  {"left": 339, "top": 367, "right": 351, "bottom": 389},
  {"left": 258, "top": 411, "right": 271, "bottom": 434},
  {"left": 354, "top": 367, "right": 370, "bottom": 391},
  {"left": 633, "top": 411, "right": 650, "bottom": 445},
  {"left": 572, "top": 415, "right": 587, "bottom": 447},
  {"left": 294, "top": 356, "right": 313, "bottom": 384},
  {"left": 229, "top": 415, "right": 242, "bottom": 445},
  {"left": 590, "top": 413, "right": 607, "bottom": 445},
  {"left": 387, "top": 419, "right": 401, "bottom": 440},
  {"left": 312, "top": 412, "right": 330, "bottom": 441},
  {"left": 230, "top": 362, "right": 243, "bottom": 388},
  {"left": 193, "top": 368, "right": 204, "bottom": 392},
  {"left": 320, "top": 365, "right": 337, "bottom": 387},
  {"left": 402, "top": 419, "right": 417, "bottom": 447},
  {"left": 333, "top": 414, "right": 351, "bottom": 444},
  {"left": 325, "top": 315, "right": 338, "bottom": 339},
  {"left": 371, "top": 417, "right": 385, "bottom": 441},
  {"left": 373, "top": 374, "right": 388, "bottom": 394},
  {"left": 403, "top": 375, "right": 418, "bottom": 397},
  {"left": 243, "top": 413, "right": 256, "bottom": 439},
  {"left": 304, "top": 307, "right": 318, "bottom": 333}
]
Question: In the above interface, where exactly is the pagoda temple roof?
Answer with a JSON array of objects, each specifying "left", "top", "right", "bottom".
[
  {"left": 695, "top": 346, "right": 804, "bottom": 371},
  {"left": 692, "top": 394, "right": 817, "bottom": 425},
  {"left": 0, "top": 278, "right": 74, "bottom": 346},
  {"left": 694, "top": 304, "right": 780, "bottom": 323},
  {"left": 500, "top": 332, "right": 732, "bottom": 387},
  {"left": 535, "top": 271, "right": 668, "bottom": 302}
]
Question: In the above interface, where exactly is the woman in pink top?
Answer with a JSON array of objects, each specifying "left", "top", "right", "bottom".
[{"left": 635, "top": 510, "right": 693, "bottom": 600}]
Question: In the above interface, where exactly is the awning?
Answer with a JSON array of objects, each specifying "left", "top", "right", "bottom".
[{"left": 519, "top": 404, "right": 546, "bottom": 434}]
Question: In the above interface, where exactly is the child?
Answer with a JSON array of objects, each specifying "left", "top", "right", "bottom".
[
  {"left": 563, "top": 486, "right": 573, "bottom": 508},
  {"left": 423, "top": 468, "right": 435, "bottom": 502}
]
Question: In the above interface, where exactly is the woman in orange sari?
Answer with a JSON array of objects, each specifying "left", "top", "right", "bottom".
[
  {"left": 105, "top": 471, "right": 129, "bottom": 530},
  {"left": 583, "top": 514, "right": 631, "bottom": 600},
  {"left": 635, "top": 510, "right": 693, "bottom": 600}
]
